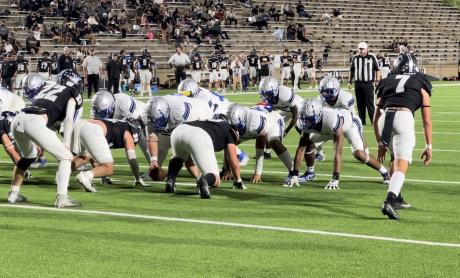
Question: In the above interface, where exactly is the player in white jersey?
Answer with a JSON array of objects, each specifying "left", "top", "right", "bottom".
[
  {"left": 8, "top": 70, "right": 83, "bottom": 208},
  {"left": 145, "top": 94, "right": 213, "bottom": 190},
  {"left": 284, "top": 99, "right": 390, "bottom": 189},
  {"left": 178, "top": 79, "right": 250, "bottom": 165},
  {"left": 227, "top": 104, "right": 294, "bottom": 183},
  {"left": 0, "top": 87, "right": 25, "bottom": 113}
]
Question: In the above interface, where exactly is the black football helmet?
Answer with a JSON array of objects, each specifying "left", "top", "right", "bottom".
[
  {"left": 57, "top": 69, "right": 84, "bottom": 94},
  {"left": 392, "top": 53, "right": 419, "bottom": 75}
]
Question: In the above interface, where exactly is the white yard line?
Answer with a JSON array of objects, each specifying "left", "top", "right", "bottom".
[{"left": 0, "top": 204, "right": 459, "bottom": 248}]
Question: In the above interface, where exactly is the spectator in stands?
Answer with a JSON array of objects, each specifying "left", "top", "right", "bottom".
[
  {"left": 282, "top": 2, "right": 294, "bottom": 17},
  {"left": 248, "top": 16, "right": 268, "bottom": 30},
  {"left": 58, "top": 46, "right": 74, "bottom": 72},
  {"left": 273, "top": 26, "right": 285, "bottom": 46},
  {"left": 226, "top": 8, "right": 237, "bottom": 25},
  {"left": 322, "top": 44, "right": 331, "bottom": 65},
  {"left": 296, "top": 23, "right": 311, "bottom": 44},
  {"left": 1, "top": 53, "right": 16, "bottom": 89},
  {"left": 82, "top": 48, "right": 103, "bottom": 99},
  {"left": 269, "top": 4, "right": 280, "bottom": 21},
  {"left": 0, "top": 21, "right": 9, "bottom": 41},
  {"left": 209, "top": 20, "right": 229, "bottom": 39},
  {"left": 26, "top": 31, "right": 39, "bottom": 55},
  {"left": 296, "top": 1, "right": 312, "bottom": 19},
  {"left": 332, "top": 8, "right": 342, "bottom": 27},
  {"left": 322, "top": 12, "right": 332, "bottom": 26},
  {"left": 106, "top": 53, "right": 122, "bottom": 94},
  {"left": 286, "top": 23, "right": 296, "bottom": 40},
  {"left": 4, "top": 40, "right": 13, "bottom": 54},
  {"left": 168, "top": 46, "right": 191, "bottom": 86}
]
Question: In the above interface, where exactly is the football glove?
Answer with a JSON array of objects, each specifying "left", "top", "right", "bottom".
[
  {"left": 283, "top": 175, "right": 299, "bottom": 187},
  {"left": 233, "top": 181, "right": 247, "bottom": 190},
  {"left": 324, "top": 179, "right": 340, "bottom": 190},
  {"left": 24, "top": 170, "right": 32, "bottom": 179}
]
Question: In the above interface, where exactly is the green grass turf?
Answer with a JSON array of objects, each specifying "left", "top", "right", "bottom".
[{"left": 1, "top": 82, "right": 460, "bottom": 277}]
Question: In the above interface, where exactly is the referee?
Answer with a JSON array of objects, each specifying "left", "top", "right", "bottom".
[
  {"left": 168, "top": 47, "right": 191, "bottom": 87},
  {"left": 348, "top": 42, "right": 380, "bottom": 125}
]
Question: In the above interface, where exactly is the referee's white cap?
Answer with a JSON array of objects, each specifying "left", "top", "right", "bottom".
[{"left": 358, "top": 42, "right": 368, "bottom": 49}]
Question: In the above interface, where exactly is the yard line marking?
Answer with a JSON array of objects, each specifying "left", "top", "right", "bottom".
[
  {"left": 1, "top": 204, "right": 459, "bottom": 248},
  {"left": 1, "top": 161, "right": 459, "bottom": 185}
]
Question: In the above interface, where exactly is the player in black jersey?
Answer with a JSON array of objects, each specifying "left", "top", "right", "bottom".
[
  {"left": 136, "top": 51, "right": 154, "bottom": 96},
  {"left": 36, "top": 51, "right": 50, "bottom": 80},
  {"left": 280, "top": 49, "right": 292, "bottom": 86},
  {"left": 377, "top": 52, "right": 391, "bottom": 79},
  {"left": 247, "top": 49, "right": 259, "bottom": 88},
  {"left": 373, "top": 53, "right": 433, "bottom": 220},
  {"left": 49, "top": 52, "right": 59, "bottom": 82},
  {"left": 259, "top": 49, "right": 271, "bottom": 79},
  {"left": 71, "top": 117, "right": 145, "bottom": 192},
  {"left": 13, "top": 54, "right": 29, "bottom": 95},
  {"left": 191, "top": 54, "right": 203, "bottom": 84},
  {"left": 207, "top": 54, "right": 220, "bottom": 91},
  {"left": 218, "top": 54, "right": 229, "bottom": 93},
  {"left": 8, "top": 70, "right": 84, "bottom": 208}
]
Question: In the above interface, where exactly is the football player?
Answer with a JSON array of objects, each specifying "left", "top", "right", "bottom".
[
  {"left": 166, "top": 120, "right": 243, "bottom": 198},
  {"left": 0, "top": 87, "right": 26, "bottom": 113},
  {"left": 71, "top": 117, "right": 145, "bottom": 192},
  {"left": 279, "top": 49, "right": 292, "bottom": 86},
  {"left": 227, "top": 104, "right": 294, "bottom": 183},
  {"left": 135, "top": 49, "right": 155, "bottom": 96},
  {"left": 178, "top": 79, "right": 250, "bottom": 165},
  {"left": 247, "top": 49, "right": 259, "bottom": 88},
  {"left": 36, "top": 51, "right": 50, "bottom": 80},
  {"left": 206, "top": 53, "right": 220, "bottom": 91},
  {"left": 374, "top": 53, "right": 432, "bottom": 220},
  {"left": 14, "top": 54, "right": 29, "bottom": 96},
  {"left": 145, "top": 94, "right": 213, "bottom": 191},
  {"left": 285, "top": 99, "right": 390, "bottom": 189},
  {"left": 8, "top": 70, "right": 83, "bottom": 208}
]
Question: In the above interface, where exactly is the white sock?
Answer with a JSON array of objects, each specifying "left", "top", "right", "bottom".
[
  {"left": 11, "top": 185, "right": 20, "bottom": 194},
  {"left": 307, "top": 166, "right": 315, "bottom": 172},
  {"left": 365, "top": 148, "right": 369, "bottom": 155},
  {"left": 379, "top": 165, "right": 388, "bottom": 174},
  {"left": 388, "top": 171, "right": 405, "bottom": 196},
  {"left": 278, "top": 151, "right": 293, "bottom": 171},
  {"left": 56, "top": 160, "right": 72, "bottom": 196},
  {"left": 85, "top": 171, "right": 95, "bottom": 181},
  {"left": 264, "top": 148, "right": 271, "bottom": 154}
]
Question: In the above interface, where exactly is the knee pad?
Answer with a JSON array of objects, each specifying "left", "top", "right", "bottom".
[{"left": 17, "top": 157, "right": 36, "bottom": 171}]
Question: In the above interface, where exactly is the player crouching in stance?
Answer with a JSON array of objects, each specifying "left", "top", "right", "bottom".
[
  {"left": 227, "top": 104, "right": 294, "bottom": 183},
  {"left": 285, "top": 99, "right": 390, "bottom": 189},
  {"left": 167, "top": 120, "right": 243, "bottom": 199},
  {"left": 8, "top": 70, "right": 83, "bottom": 208},
  {"left": 374, "top": 53, "right": 432, "bottom": 220},
  {"left": 71, "top": 117, "right": 144, "bottom": 192}
]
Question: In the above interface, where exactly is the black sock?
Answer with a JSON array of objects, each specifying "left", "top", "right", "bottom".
[
  {"left": 168, "top": 157, "right": 184, "bottom": 177},
  {"left": 386, "top": 192, "right": 397, "bottom": 203},
  {"left": 204, "top": 173, "right": 216, "bottom": 187},
  {"left": 396, "top": 193, "right": 403, "bottom": 202}
]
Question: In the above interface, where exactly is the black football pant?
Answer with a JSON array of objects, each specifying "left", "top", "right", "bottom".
[
  {"left": 355, "top": 81, "right": 375, "bottom": 125},
  {"left": 87, "top": 74, "right": 99, "bottom": 98},
  {"left": 1, "top": 77, "right": 12, "bottom": 90},
  {"left": 108, "top": 77, "right": 120, "bottom": 94},
  {"left": 175, "top": 68, "right": 186, "bottom": 86}
]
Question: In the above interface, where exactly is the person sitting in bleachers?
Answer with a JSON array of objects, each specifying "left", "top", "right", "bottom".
[
  {"left": 296, "top": 1, "right": 312, "bottom": 19},
  {"left": 269, "top": 4, "right": 280, "bottom": 22},
  {"left": 287, "top": 23, "right": 296, "bottom": 40},
  {"left": 25, "top": 31, "right": 39, "bottom": 55}
]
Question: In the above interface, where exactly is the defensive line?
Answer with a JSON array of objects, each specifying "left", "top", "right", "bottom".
[{"left": 0, "top": 204, "right": 459, "bottom": 248}]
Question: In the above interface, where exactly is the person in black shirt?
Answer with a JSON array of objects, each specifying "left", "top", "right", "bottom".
[
  {"left": 1, "top": 54, "right": 17, "bottom": 90},
  {"left": 247, "top": 49, "right": 259, "bottom": 88},
  {"left": 374, "top": 53, "right": 432, "bottom": 220},
  {"left": 191, "top": 54, "right": 203, "bottom": 84},
  {"left": 280, "top": 49, "right": 292, "bottom": 86},
  {"left": 106, "top": 53, "right": 122, "bottom": 94},
  {"left": 58, "top": 47, "right": 74, "bottom": 72},
  {"left": 207, "top": 54, "right": 220, "bottom": 90},
  {"left": 49, "top": 52, "right": 59, "bottom": 82},
  {"left": 36, "top": 51, "right": 50, "bottom": 80},
  {"left": 13, "top": 54, "right": 29, "bottom": 95},
  {"left": 165, "top": 120, "right": 244, "bottom": 198},
  {"left": 259, "top": 49, "right": 271, "bottom": 78},
  {"left": 136, "top": 50, "right": 154, "bottom": 96}
]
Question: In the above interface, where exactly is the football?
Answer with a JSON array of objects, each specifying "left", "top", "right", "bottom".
[{"left": 149, "top": 167, "right": 167, "bottom": 181}]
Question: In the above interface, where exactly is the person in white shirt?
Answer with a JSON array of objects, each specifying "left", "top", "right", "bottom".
[
  {"left": 168, "top": 46, "right": 191, "bottom": 86},
  {"left": 82, "top": 49, "right": 103, "bottom": 98}
]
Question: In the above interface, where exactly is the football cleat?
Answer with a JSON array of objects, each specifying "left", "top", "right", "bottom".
[
  {"left": 264, "top": 151, "right": 272, "bottom": 159},
  {"left": 283, "top": 175, "right": 300, "bottom": 187},
  {"left": 196, "top": 176, "right": 211, "bottom": 199},
  {"left": 394, "top": 194, "right": 411, "bottom": 210},
  {"left": 24, "top": 170, "right": 32, "bottom": 180},
  {"left": 238, "top": 151, "right": 250, "bottom": 166},
  {"left": 299, "top": 170, "right": 316, "bottom": 183},
  {"left": 381, "top": 202, "right": 400, "bottom": 220},
  {"left": 315, "top": 153, "right": 325, "bottom": 162},
  {"left": 324, "top": 179, "right": 340, "bottom": 190},
  {"left": 233, "top": 181, "right": 247, "bottom": 190},
  {"left": 76, "top": 172, "right": 97, "bottom": 193},
  {"left": 7, "top": 191, "right": 27, "bottom": 204},
  {"left": 134, "top": 178, "right": 149, "bottom": 187},
  {"left": 140, "top": 170, "right": 150, "bottom": 180},
  {"left": 101, "top": 176, "right": 113, "bottom": 185},
  {"left": 381, "top": 172, "right": 390, "bottom": 185},
  {"left": 30, "top": 158, "right": 47, "bottom": 168},
  {"left": 165, "top": 175, "right": 176, "bottom": 193},
  {"left": 55, "top": 195, "right": 80, "bottom": 208}
]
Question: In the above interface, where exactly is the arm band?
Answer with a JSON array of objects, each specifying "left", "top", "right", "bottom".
[
  {"left": 425, "top": 144, "right": 432, "bottom": 149},
  {"left": 150, "top": 156, "right": 158, "bottom": 162}
]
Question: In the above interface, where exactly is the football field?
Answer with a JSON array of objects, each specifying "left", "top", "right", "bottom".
[{"left": 1, "top": 83, "right": 460, "bottom": 277}]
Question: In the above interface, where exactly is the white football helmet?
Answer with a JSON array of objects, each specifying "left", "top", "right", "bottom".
[
  {"left": 147, "top": 97, "right": 170, "bottom": 132},
  {"left": 319, "top": 76, "right": 340, "bottom": 105},
  {"left": 178, "top": 79, "right": 200, "bottom": 97},
  {"left": 22, "top": 74, "right": 46, "bottom": 101},
  {"left": 228, "top": 104, "right": 248, "bottom": 135},
  {"left": 259, "top": 77, "right": 279, "bottom": 104},
  {"left": 299, "top": 99, "right": 323, "bottom": 130},
  {"left": 91, "top": 90, "right": 115, "bottom": 119}
]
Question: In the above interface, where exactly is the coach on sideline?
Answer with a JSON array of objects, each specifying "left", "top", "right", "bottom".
[
  {"left": 348, "top": 42, "right": 380, "bottom": 125},
  {"left": 168, "top": 47, "right": 191, "bottom": 87}
]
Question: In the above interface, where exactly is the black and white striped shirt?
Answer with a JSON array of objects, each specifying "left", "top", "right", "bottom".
[{"left": 349, "top": 54, "right": 379, "bottom": 82}]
